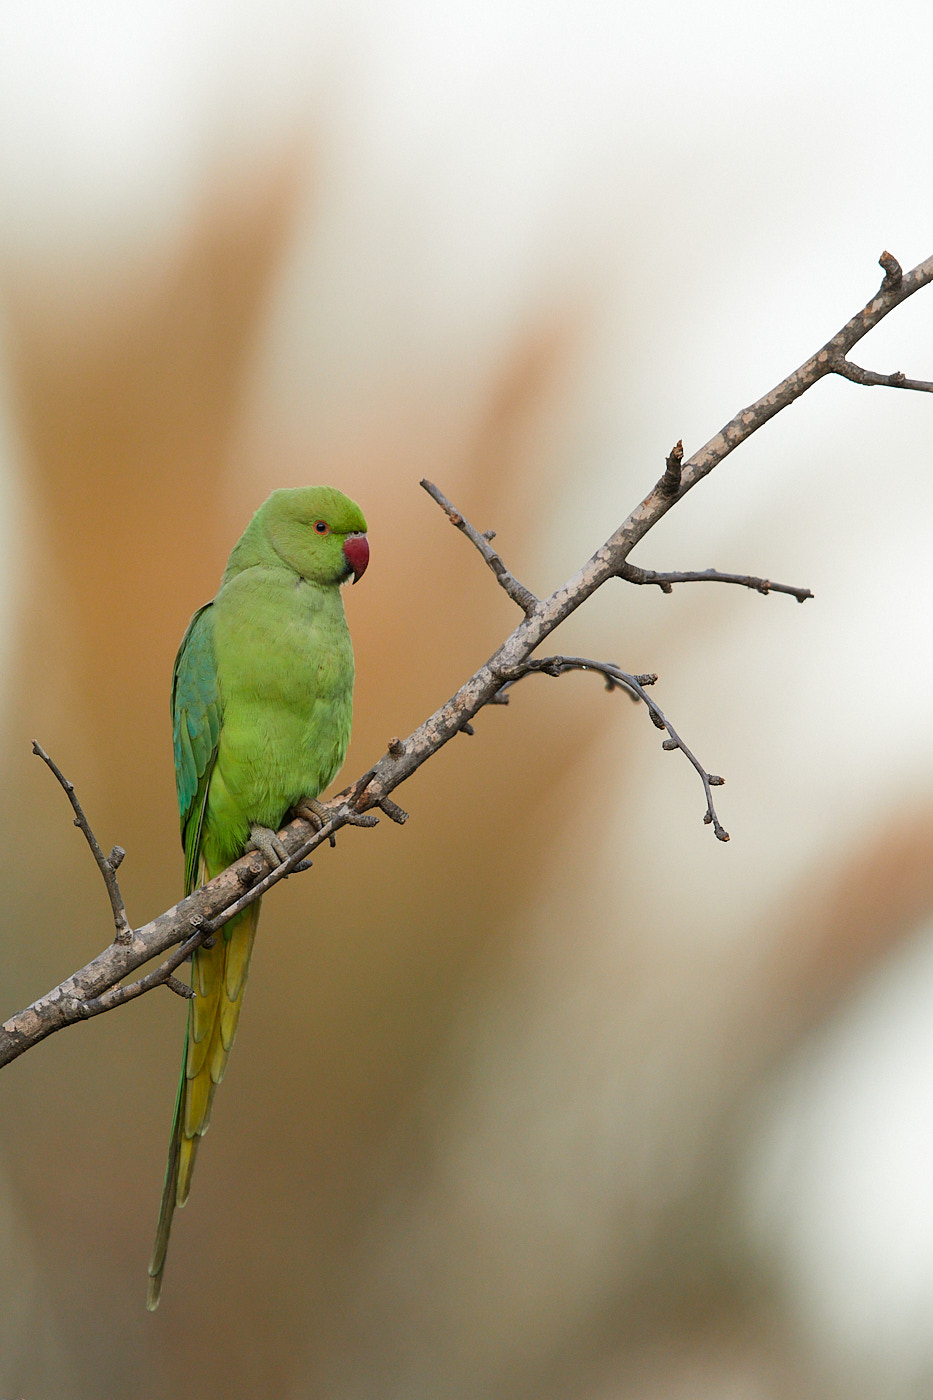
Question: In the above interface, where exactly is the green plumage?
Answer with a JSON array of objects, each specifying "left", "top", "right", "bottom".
[{"left": 147, "top": 486, "right": 368, "bottom": 1311}]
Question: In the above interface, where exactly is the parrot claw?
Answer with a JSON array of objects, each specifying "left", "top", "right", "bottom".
[
  {"left": 294, "top": 798, "right": 328, "bottom": 831},
  {"left": 246, "top": 824, "right": 289, "bottom": 868},
  {"left": 295, "top": 798, "right": 337, "bottom": 846}
]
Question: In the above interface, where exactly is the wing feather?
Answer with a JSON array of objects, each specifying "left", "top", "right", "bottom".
[{"left": 171, "top": 603, "right": 221, "bottom": 895}]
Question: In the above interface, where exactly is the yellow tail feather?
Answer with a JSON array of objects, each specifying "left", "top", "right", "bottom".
[
  {"left": 146, "top": 898, "right": 260, "bottom": 1310},
  {"left": 176, "top": 1132, "right": 201, "bottom": 1207}
]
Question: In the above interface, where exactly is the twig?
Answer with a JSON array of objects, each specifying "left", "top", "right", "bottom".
[
  {"left": 620, "top": 563, "right": 813, "bottom": 602},
  {"left": 32, "top": 741, "right": 133, "bottom": 944},
  {"left": 3, "top": 247, "right": 932, "bottom": 1068},
  {"left": 420, "top": 478, "right": 540, "bottom": 616},
  {"left": 508, "top": 656, "right": 729, "bottom": 840},
  {"left": 832, "top": 361, "right": 933, "bottom": 393}
]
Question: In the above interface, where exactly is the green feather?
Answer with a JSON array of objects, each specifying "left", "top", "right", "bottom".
[{"left": 147, "top": 486, "right": 367, "bottom": 1311}]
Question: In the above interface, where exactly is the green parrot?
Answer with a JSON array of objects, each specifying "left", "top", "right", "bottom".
[{"left": 147, "top": 485, "right": 369, "bottom": 1311}]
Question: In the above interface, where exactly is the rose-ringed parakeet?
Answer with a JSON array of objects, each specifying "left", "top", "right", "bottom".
[{"left": 147, "top": 485, "right": 369, "bottom": 1311}]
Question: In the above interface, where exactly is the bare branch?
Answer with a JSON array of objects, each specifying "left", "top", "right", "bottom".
[
  {"left": 420, "top": 478, "right": 540, "bottom": 615},
  {"left": 620, "top": 562, "right": 813, "bottom": 603},
  {"left": 32, "top": 741, "right": 133, "bottom": 944},
  {"left": 4, "top": 248, "right": 932, "bottom": 1067}
]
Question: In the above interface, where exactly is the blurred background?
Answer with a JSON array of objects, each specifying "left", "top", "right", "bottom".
[{"left": 1, "top": 1, "right": 932, "bottom": 1396}]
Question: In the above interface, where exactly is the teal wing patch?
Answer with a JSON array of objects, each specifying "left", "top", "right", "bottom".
[{"left": 172, "top": 603, "right": 222, "bottom": 895}]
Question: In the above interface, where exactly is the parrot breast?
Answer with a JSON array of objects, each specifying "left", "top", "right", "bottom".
[{"left": 205, "top": 565, "right": 355, "bottom": 869}]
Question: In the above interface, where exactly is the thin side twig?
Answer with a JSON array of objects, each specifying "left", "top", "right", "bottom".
[
  {"left": 421, "top": 478, "right": 540, "bottom": 615},
  {"left": 620, "top": 562, "right": 814, "bottom": 602},
  {"left": 509, "top": 656, "right": 729, "bottom": 840},
  {"left": 32, "top": 741, "right": 133, "bottom": 944},
  {"left": 832, "top": 361, "right": 933, "bottom": 393}
]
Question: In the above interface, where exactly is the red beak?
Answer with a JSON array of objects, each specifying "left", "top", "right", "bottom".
[{"left": 343, "top": 533, "right": 369, "bottom": 584}]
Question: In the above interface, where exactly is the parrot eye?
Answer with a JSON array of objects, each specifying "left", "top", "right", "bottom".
[{"left": 313, "top": 520, "right": 330, "bottom": 535}]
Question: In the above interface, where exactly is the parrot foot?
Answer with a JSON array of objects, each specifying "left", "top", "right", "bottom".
[
  {"left": 246, "top": 824, "right": 289, "bottom": 868},
  {"left": 294, "top": 797, "right": 328, "bottom": 830},
  {"left": 294, "top": 798, "right": 337, "bottom": 847}
]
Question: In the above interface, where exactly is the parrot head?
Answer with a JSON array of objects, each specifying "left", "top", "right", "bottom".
[{"left": 233, "top": 485, "right": 369, "bottom": 587}]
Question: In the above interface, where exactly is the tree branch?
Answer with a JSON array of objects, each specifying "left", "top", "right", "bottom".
[{"left": 3, "top": 247, "right": 931, "bottom": 1068}]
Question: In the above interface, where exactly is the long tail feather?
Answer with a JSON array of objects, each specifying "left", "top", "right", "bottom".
[{"left": 146, "top": 897, "right": 260, "bottom": 1310}]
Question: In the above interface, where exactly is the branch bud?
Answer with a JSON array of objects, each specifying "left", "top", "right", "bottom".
[
  {"left": 879, "top": 250, "right": 903, "bottom": 292},
  {"left": 658, "top": 440, "right": 684, "bottom": 498}
]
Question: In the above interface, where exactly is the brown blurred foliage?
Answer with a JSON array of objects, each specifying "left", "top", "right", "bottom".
[
  {"left": 0, "top": 162, "right": 627, "bottom": 1397},
  {"left": 0, "top": 74, "right": 931, "bottom": 1400}
]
